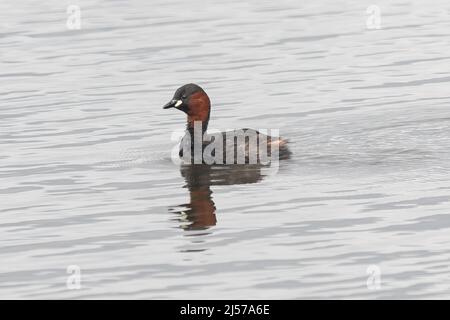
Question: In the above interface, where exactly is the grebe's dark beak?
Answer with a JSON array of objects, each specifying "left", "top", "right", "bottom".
[{"left": 163, "top": 99, "right": 182, "bottom": 109}]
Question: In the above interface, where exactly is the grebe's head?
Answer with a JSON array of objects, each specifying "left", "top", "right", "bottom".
[{"left": 163, "top": 83, "right": 211, "bottom": 130}]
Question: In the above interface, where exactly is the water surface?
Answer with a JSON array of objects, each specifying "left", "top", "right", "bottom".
[{"left": 1, "top": 0, "right": 450, "bottom": 299}]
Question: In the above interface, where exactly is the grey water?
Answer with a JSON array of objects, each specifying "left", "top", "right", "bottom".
[{"left": 1, "top": 0, "right": 450, "bottom": 299}]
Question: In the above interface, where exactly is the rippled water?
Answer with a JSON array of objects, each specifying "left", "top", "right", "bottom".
[{"left": 1, "top": 0, "right": 450, "bottom": 299}]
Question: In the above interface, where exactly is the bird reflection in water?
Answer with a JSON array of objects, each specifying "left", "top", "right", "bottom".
[{"left": 170, "top": 164, "right": 265, "bottom": 230}]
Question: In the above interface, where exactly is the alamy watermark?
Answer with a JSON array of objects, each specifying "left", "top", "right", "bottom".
[
  {"left": 366, "top": 265, "right": 381, "bottom": 290},
  {"left": 66, "top": 265, "right": 82, "bottom": 290},
  {"left": 366, "top": 5, "right": 381, "bottom": 30},
  {"left": 67, "top": 5, "right": 81, "bottom": 30}
]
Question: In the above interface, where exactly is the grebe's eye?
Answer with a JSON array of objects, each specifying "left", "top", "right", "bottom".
[{"left": 181, "top": 95, "right": 187, "bottom": 100}]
